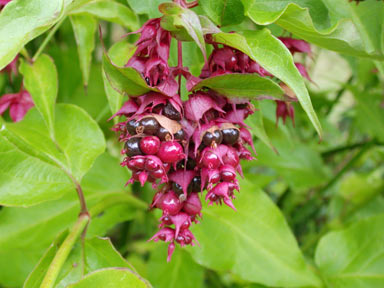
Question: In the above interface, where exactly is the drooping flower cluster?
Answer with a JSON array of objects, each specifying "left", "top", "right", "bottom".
[{"left": 113, "top": 18, "right": 311, "bottom": 261}]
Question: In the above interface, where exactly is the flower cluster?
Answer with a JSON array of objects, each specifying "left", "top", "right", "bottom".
[{"left": 113, "top": 19, "right": 311, "bottom": 261}]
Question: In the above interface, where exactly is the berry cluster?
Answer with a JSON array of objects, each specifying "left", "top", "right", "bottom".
[{"left": 113, "top": 17, "right": 311, "bottom": 261}]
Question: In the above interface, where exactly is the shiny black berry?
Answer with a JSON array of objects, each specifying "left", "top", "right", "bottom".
[
  {"left": 126, "top": 119, "right": 138, "bottom": 135},
  {"left": 202, "top": 129, "right": 223, "bottom": 146},
  {"left": 157, "top": 127, "right": 172, "bottom": 141},
  {"left": 124, "top": 138, "right": 143, "bottom": 157},
  {"left": 188, "top": 176, "right": 201, "bottom": 193},
  {"left": 221, "top": 128, "right": 240, "bottom": 145},
  {"left": 138, "top": 117, "right": 159, "bottom": 135},
  {"left": 163, "top": 102, "right": 181, "bottom": 121},
  {"left": 174, "top": 129, "right": 185, "bottom": 141},
  {"left": 172, "top": 182, "right": 183, "bottom": 195}
]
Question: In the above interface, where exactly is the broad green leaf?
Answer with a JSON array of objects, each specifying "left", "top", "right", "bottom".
[
  {"left": 0, "top": 153, "right": 136, "bottom": 287},
  {"left": 242, "top": 0, "right": 384, "bottom": 60},
  {"left": 315, "top": 214, "right": 384, "bottom": 288},
  {"left": 19, "top": 54, "right": 58, "bottom": 137},
  {"left": 213, "top": 30, "right": 323, "bottom": 138},
  {"left": 352, "top": 88, "right": 384, "bottom": 143},
  {"left": 126, "top": 0, "right": 168, "bottom": 18},
  {"left": 66, "top": 268, "right": 148, "bottom": 288},
  {"left": 102, "top": 52, "right": 155, "bottom": 97},
  {"left": 148, "top": 246, "right": 203, "bottom": 288},
  {"left": 200, "top": 0, "right": 245, "bottom": 27},
  {"left": 254, "top": 116, "right": 331, "bottom": 190},
  {"left": 70, "top": 14, "right": 97, "bottom": 87},
  {"left": 0, "top": 0, "right": 71, "bottom": 70},
  {"left": 0, "top": 135, "right": 73, "bottom": 206},
  {"left": 190, "top": 74, "right": 284, "bottom": 99},
  {"left": 160, "top": 2, "right": 207, "bottom": 60},
  {"left": 103, "top": 41, "right": 136, "bottom": 116},
  {"left": 70, "top": 0, "right": 139, "bottom": 31},
  {"left": 24, "top": 238, "right": 146, "bottom": 288},
  {"left": 0, "top": 104, "right": 105, "bottom": 206},
  {"left": 188, "top": 180, "right": 322, "bottom": 287}
]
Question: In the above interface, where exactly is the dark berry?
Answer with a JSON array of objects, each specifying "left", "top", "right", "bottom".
[
  {"left": 188, "top": 176, "right": 201, "bottom": 193},
  {"left": 174, "top": 129, "right": 185, "bottom": 141},
  {"left": 124, "top": 138, "right": 142, "bottom": 157},
  {"left": 145, "top": 77, "right": 150, "bottom": 85},
  {"left": 126, "top": 119, "right": 138, "bottom": 135},
  {"left": 221, "top": 128, "right": 240, "bottom": 145},
  {"left": 157, "top": 141, "right": 185, "bottom": 163},
  {"left": 140, "top": 136, "right": 160, "bottom": 155},
  {"left": 163, "top": 102, "right": 181, "bottom": 121},
  {"left": 202, "top": 130, "right": 222, "bottom": 146},
  {"left": 172, "top": 182, "right": 183, "bottom": 195},
  {"left": 157, "top": 127, "right": 172, "bottom": 141},
  {"left": 186, "top": 158, "right": 196, "bottom": 170},
  {"left": 138, "top": 117, "right": 159, "bottom": 135}
]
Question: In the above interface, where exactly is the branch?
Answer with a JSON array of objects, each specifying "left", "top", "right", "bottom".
[{"left": 40, "top": 214, "right": 90, "bottom": 288}]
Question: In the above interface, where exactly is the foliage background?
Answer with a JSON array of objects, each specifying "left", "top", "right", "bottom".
[{"left": 0, "top": 0, "right": 383, "bottom": 287}]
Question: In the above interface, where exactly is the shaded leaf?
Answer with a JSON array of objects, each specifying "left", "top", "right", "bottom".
[
  {"left": 148, "top": 246, "right": 203, "bottom": 288},
  {"left": 70, "top": 0, "right": 139, "bottom": 31},
  {"left": 188, "top": 180, "right": 322, "bottom": 287},
  {"left": 191, "top": 73, "right": 284, "bottom": 99},
  {"left": 213, "top": 30, "right": 323, "bottom": 138},
  {"left": 70, "top": 14, "right": 97, "bottom": 87},
  {"left": 200, "top": 0, "right": 245, "bottom": 27},
  {"left": 315, "top": 214, "right": 384, "bottom": 288}
]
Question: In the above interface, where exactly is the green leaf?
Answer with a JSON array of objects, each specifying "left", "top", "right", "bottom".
[
  {"left": 160, "top": 2, "right": 207, "bottom": 60},
  {"left": 200, "top": 0, "right": 245, "bottom": 27},
  {"left": 188, "top": 180, "right": 322, "bottom": 287},
  {"left": 190, "top": 73, "right": 284, "bottom": 99},
  {"left": 70, "top": 14, "right": 97, "bottom": 87},
  {"left": 213, "top": 30, "right": 323, "bottom": 138},
  {"left": 102, "top": 51, "right": 156, "bottom": 97},
  {"left": 0, "top": 104, "right": 105, "bottom": 206},
  {"left": 0, "top": 0, "right": 71, "bottom": 70},
  {"left": 66, "top": 268, "right": 148, "bottom": 288},
  {"left": 24, "top": 237, "right": 147, "bottom": 288},
  {"left": 242, "top": 0, "right": 384, "bottom": 60},
  {"left": 126, "top": 0, "right": 168, "bottom": 18},
  {"left": 315, "top": 214, "right": 384, "bottom": 288},
  {"left": 103, "top": 41, "right": 136, "bottom": 116},
  {"left": 148, "top": 247, "right": 203, "bottom": 288},
  {"left": 19, "top": 54, "right": 58, "bottom": 137},
  {"left": 352, "top": 88, "right": 384, "bottom": 142},
  {"left": 70, "top": 0, "right": 139, "bottom": 31},
  {"left": 0, "top": 153, "right": 137, "bottom": 287},
  {"left": 0, "top": 135, "right": 73, "bottom": 206}
]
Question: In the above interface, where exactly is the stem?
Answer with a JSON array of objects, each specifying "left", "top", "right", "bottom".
[
  {"left": 32, "top": 17, "right": 65, "bottom": 61},
  {"left": 325, "top": 76, "right": 353, "bottom": 115},
  {"left": 177, "top": 40, "right": 183, "bottom": 96},
  {"left": 40, "top": 214, "right": 90, "bottom": 288},
  {"left": 322, "top": 139, "right": 383, "bottom": 157},
  {"left": 318, "top": 141, "right": 374, "bottom": 196}
]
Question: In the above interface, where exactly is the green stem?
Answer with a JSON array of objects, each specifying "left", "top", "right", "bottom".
[
  {"left": 318, "top": 141, "right": 374, "bottom": 196},
  {"left": 32, "top": 17, "right": 65, "bottom": 61},
  {"left": 321, "top": 139, "right": 383, "bottom": 157},
  {"left": 40, "top": 214, "right": 90, "bottom": 288}
]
